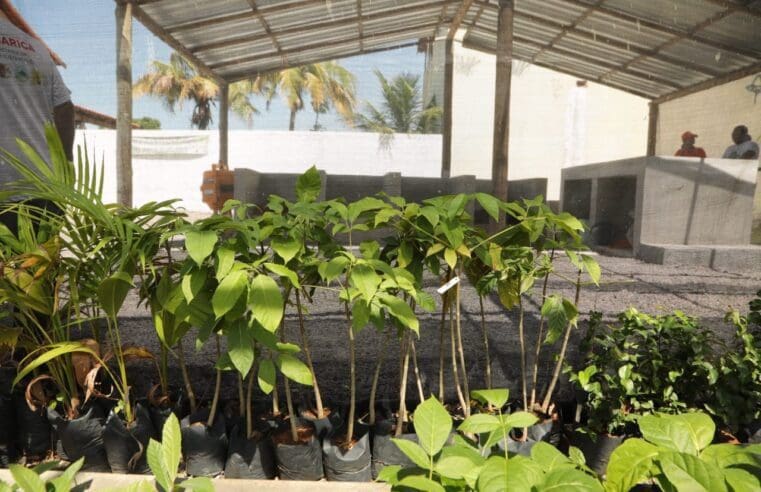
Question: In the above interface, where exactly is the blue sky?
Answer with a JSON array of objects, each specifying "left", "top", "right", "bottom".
[{"left": 14, "top": 0, "right": 426, "bottom": 131}]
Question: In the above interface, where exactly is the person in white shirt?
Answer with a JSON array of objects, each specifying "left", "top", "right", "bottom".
[{"left": 722, "top": 125, "right": 760, "bottom": 160}]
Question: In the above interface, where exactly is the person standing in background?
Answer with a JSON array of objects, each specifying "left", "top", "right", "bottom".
[
  {"left": 675, "top": 131, "right": 706, "bottom": 158},
  {"left": 722, "top": 125, "right": 760, "bottom": 160}
]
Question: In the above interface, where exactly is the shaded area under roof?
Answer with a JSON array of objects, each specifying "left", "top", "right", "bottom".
[{"left": 128, "top": 0, "right": 761, "bottom": 102}]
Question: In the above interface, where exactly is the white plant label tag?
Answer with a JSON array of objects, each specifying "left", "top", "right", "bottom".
[{"left": 437, "top": 276, "right": 460, "bottom": 295}]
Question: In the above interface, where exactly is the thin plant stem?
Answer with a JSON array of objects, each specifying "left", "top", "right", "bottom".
[
  {"left": 207, "top": 335, "right": 222, "bottom": 427},
  {"left": 296, "top": 289, "right": 323, "bottom": 418},
  {"left": 454, "top": 268, "right": 470, "bottom": 417},
  {"left": 280, "top": 318, "right": 298, "bottom": 442},
  {"left": 159, "top": 343, "right": 169, "bottom": 397},
  {"left": 541, "top": 268, "right": 582, "bottom": 413},
  {"left": 518, "top": 297, "right": 528, "bottom": 412},
  {"left": 345, "top": 301, "right": 356, "bottom": 444},
  {"left": 438, "top": 268, "right": 452, "bottom": 401},
  {"left": 369, "top": 327, "right": 393, "bottom": 426},
  {"left": 450, "top": 300, "right": 467, "bottom": 414},
  {"left": 530, "top": 249, "right": 555, "bottom": 410},
  {"left": 177, "top": 341, "right": 197, "bottom": 414},
  {"left": 410, "top": 340, "right": 425, "bottom": 404},
  {"left": 395, "top": 332, "right": 411, "bottom": 437},
  {"left": 238, "top": 373, "right": 245, "bottom": 417},
  {"left": 479, "top": 296, "right": 492, "bottom": 391},
  {"left": 271, "top": 357, "right": 280, "bottom": 416},
  {"left": 246, "top": 368, "right": 254, "bottom": 438}
]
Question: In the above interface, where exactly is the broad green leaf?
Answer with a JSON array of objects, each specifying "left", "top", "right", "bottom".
[
  {"left": 352, "top": 299, "right": 370, "bottom": 332},
  {"left": 472, "top": 389, "right": 509, "bottom": 409},
  {"left": 98, "top": 271, "right": 134, "bottom": 318},
  {"left": 537, "top": 467, "right": 604, "bottom": 491},
  {"left": 440, "top": 219, "right": 465, "bottom": 248},
  {"left": 657, "top": 451, "right": 727, "bottom": 492},
  {"left": 359, "top": 240, "right": 381, "bottom": 260},
  {"left": 475, "top": 193, "right": 501, "bottom": 221},
  {"left": 8, "top": 464, "right": 45, "bottom": 492},
  {"left": 478, "top": 455, "right": 543, "bottom": 492},
  {"left": 605, "top": 438, "right": 658, "bottom": 492},
  {"left": 397, "top": 241, "right": 414, "bottom": 268},
  {"left": 392, "top": 438, "right": 430, "bottom": 469},
  {"left": 258, "top": 359, "right": 276, "bottom": 394},
  {"left": 318, "top": 256, "right": 349, "bottom": 282},
  {"left": 347, "top": 196, "right": 386, "bottom": 222},
  {"left": 181, "top": 269, "right": 206, "bottom": 303},
  {"left": 211, "top": 270, "right": 247, "bottom": 319},
  {"left": 276, "top": 354, "right": 313, "bottom": 386},
  {"left": 48, "top": 457, "right": 85, "bottom": 492},
  {"left": 178, "top": 477, "right": 215, "bottom": 492},
  {"left": 435, "top": 445, "right": 486, "bottom": 480},
  {"left": 458, "top": 413, "right": 501, "bottom": 434},
  {"left": 376, "top": 464, "right": 403, "bottom": 485},
  {"left": 542, "top": 295, "right": 569, "bottom": 345},
  {"left": 416, "top": 291, "right": 437, "bottom": 313},
  {"left": 427, "top": 243, "right": 445, "bottom": 257},
  {"left": 146, "top": 439, "right": 170, "bottom": 492},
  {"left": 638, "top": 413, "right": 714, "bottom": 455},
  {"left": 350, "top": 264, "right": 381, "bottom": 300},
  {"left": 378, "top": 293, "right": 419, "bottom": 334},
  {"left": 250, "top": 274, "right": 284, "bottom": 332},
  {"left": 161, "top": 413, "right": 182, "bottom": 484},
  {"left": 263, "top": 263, "right": 300, "bottom": 288},
  {"left": 701, "top": 443, "right": 761, "bottom": 469},
  {"left": 413, "top": 396, "right": 452, "bottom": 457},
  {"left": 397, "top": 475, "right": 445, "bottom": 492},
  {"left": 296, "top": 165, "right": 321, "bottom": 202},
  {"left": 227, "top": 322, "right": 254, "bottom": 376},
  {"left": 185, "top": 230, "right": 217, "bottom": 266},
  {"left": 444, "top": 248, "right": 458, "bottom": 269},
  {"left": 497, "top": 278, "right": 520, "bottom": 310},
  {"left": 581, "top": 255, "right": 601, "bottom": 286},
  {"left": 504, "top": 411, "right": 539, "bottom": 429},
  {"left": 14, "top": 342, "right": 100, "bottom": 387},
  {"left": 723, "top": 467, "right": 761, "bottom": 492},
  {"left": 215, "top": 246, "right": 235, "bottom": 280},
  {"left": 374, "top": 207, "right": 399, "bottom": 227},
  {"left": 530, "top": 442, "right": 573, "bottom": 471},
  {"left": 420, "top": 206, "right": 440, "bottom": 228},
  {"left": 271, "top": 237, "right": 301, "bottom": 264}
]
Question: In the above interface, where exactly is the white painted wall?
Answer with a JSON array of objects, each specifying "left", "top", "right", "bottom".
[
  {"left": 426, "top": 38, "right": 650, "bottom": 200},
  {"left": 656, "top": 74, "right": 761, "bottom": 158},
  {"left": 74, "top": 130, "right": 442, "bottom": 212}
]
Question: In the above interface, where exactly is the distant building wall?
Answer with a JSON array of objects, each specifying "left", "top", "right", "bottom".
[
  {"left": 423, "top": 37, "right": 650, "bottom": 202},
  {"left": 656, "top": 74, "right": 761, "bottom": 158}
]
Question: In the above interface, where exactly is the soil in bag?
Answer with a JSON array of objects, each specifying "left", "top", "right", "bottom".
[
  {"left": 16, "top": 396, "right": 51, "bottom": 460},
  {"left": 570, "top": 431, "right": 624, "bottom": 475},
  {"left": 224, "top": 425, "right": 276, "bottom": 479},
  {"left": 102, "top": 403, "right": 157, "bottom": 474},
  {"left": 0, "top": 394, "right": 15, "bottom": 467},
  {"left": 48, "top": 406, "right": 109, "bottom": 472},
  {"left": 148, "top": 387, "right": 185, "bottom": 437},
  {"left": 371, "top": 418, "right": 418, "bottom": 479},
  {"left": 300, "top": 404, "right": 341, "bottom": 441},
  {"left": 273, "top": 421, "right": 323, "bottom": 481},
  {"left": 181, "top": 409, "right": 228, "bottom": 477},
  {"left": 323, "top": 422, "right": 372, "bottom": 482}
]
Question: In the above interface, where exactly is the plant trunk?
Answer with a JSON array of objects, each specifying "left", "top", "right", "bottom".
[
  {"left": 438, "top": 268, "right": 452, "bottom": 401},
  {"left": 246, "top": 368, "right": 254, "bottom": 438},
  {"left": 345, "top": 302, "right": 356, "bottom": 444},
  {"left": 541, "top": 268, "right": 582, "bottom": 414},
  {"left": 395, "top": 332, "right": 411, "bottom": 437},
  {"left": 271, "top": 363, "right": 280, "bottom": 416},
  {"left": 530, "top": 249, "right": 555, "bottom": 410},
  {"left": 159, "top": 343, "right": 169, "bottom": 397},
  {"left": 296, "top": 289, "right": 323, "bottom": 418},
  {"left": 518, "top": 297, "right": 528, "bottom": 412},
  {"left": 479, "top": 296, "right": 492, "bottom": 390},
  {"left": 369, "top": 328, "right": 392, "bottom": 426},
  {"left": 450, "top": 301, "right": 467, "bottom": 414},
  {"left": 238, "top": 374, "right": 246, "bottom": 417},
  {"left": 207, "top": 335, "right": 222, "bottom": 427},
  {"left": 410, "top": 340, "right": 425, "bottom": 404},
  {"left": 177, "top": 341, "right": 197, "bottom": 414},
  {"left": 289, "top": 110, "right": 297, "bottom": 131},
  {"left": 454, "top": 270, "right": 470, "bottom": 417},
  {"left": 280, "top": 318, "right": 299, "bottom": 442}
]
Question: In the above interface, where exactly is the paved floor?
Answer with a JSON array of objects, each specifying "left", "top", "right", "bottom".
[{"left": 111, "top": 253, "right": 760, "bottom": 411}]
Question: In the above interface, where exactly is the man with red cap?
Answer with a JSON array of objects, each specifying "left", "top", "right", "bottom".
[{"left": 675, "top": 131, "right": 706, "bottom": 158}]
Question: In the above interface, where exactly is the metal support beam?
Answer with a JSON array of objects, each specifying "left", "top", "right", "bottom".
[
  {"left": 492, "top": 0, "right": 513, "bottom": 218},
  {"left": 441, "top": 38, "right": 454, "bottom": 178},
  {"left": 356, "top": 0, "right": 364, "bottom": 50},
  {"left": 116, "top": 0, "right": 133, "bottom": 207},
  {"left": 219, "top": 83, "right": 229, "bottom": 169},
  {"left": 654, "top": 61, "right": 761, "bottom": 104},
  {"left": 647, "top": 102, "right": 659, "bottom": 156},
  {"left": 530, "top": 0, "right": 604, "bottom": 64}
]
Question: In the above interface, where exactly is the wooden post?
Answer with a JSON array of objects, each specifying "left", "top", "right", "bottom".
[
  {"left": 219, "top": 82, "right": 229, "bottom": 169},
  {"left": 491, "top": 0, "right": 513, "bottom": 219},
  {"left": 647, "top": 101, "right": 659, "bottom": 156},
  {"left": 441, "top": 38, "right": 454, "bottom": 179},
  {"left": 116, "top": 0, "right": 133, "bottom": 207}
]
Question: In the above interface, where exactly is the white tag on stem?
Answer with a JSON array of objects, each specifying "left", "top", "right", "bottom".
[{"left": 437, "top": 276, "right": 460, "bottom": 295}]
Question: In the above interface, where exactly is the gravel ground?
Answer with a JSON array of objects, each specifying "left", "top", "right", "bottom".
[{"left": 112, "top": 253, "right": 761, "bottom": 411}]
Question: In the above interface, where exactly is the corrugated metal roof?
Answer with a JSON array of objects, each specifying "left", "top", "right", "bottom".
[{"left": 130, "top": 0, "right": 761, "bottom": 101}]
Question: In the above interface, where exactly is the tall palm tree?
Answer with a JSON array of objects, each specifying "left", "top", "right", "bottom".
[
  {"left": 356, "top": 70, "right": 442, "bottom": 134},
  {"left": 133, "top": 53, "right": 259, "bottom": 129},
  {"left": 257, "top": 61, "right": 357, "bottom": 131}
]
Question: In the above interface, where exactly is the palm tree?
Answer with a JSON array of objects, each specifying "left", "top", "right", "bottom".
[
  {"left": 134, "top": 53, "right": 259, "bottom": 129},
  {"left": 356, "top": 70, "right": 442, "bottom": 134},
  {"left": 257, "top": 61, "right": 357, "bottom": 131}
]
